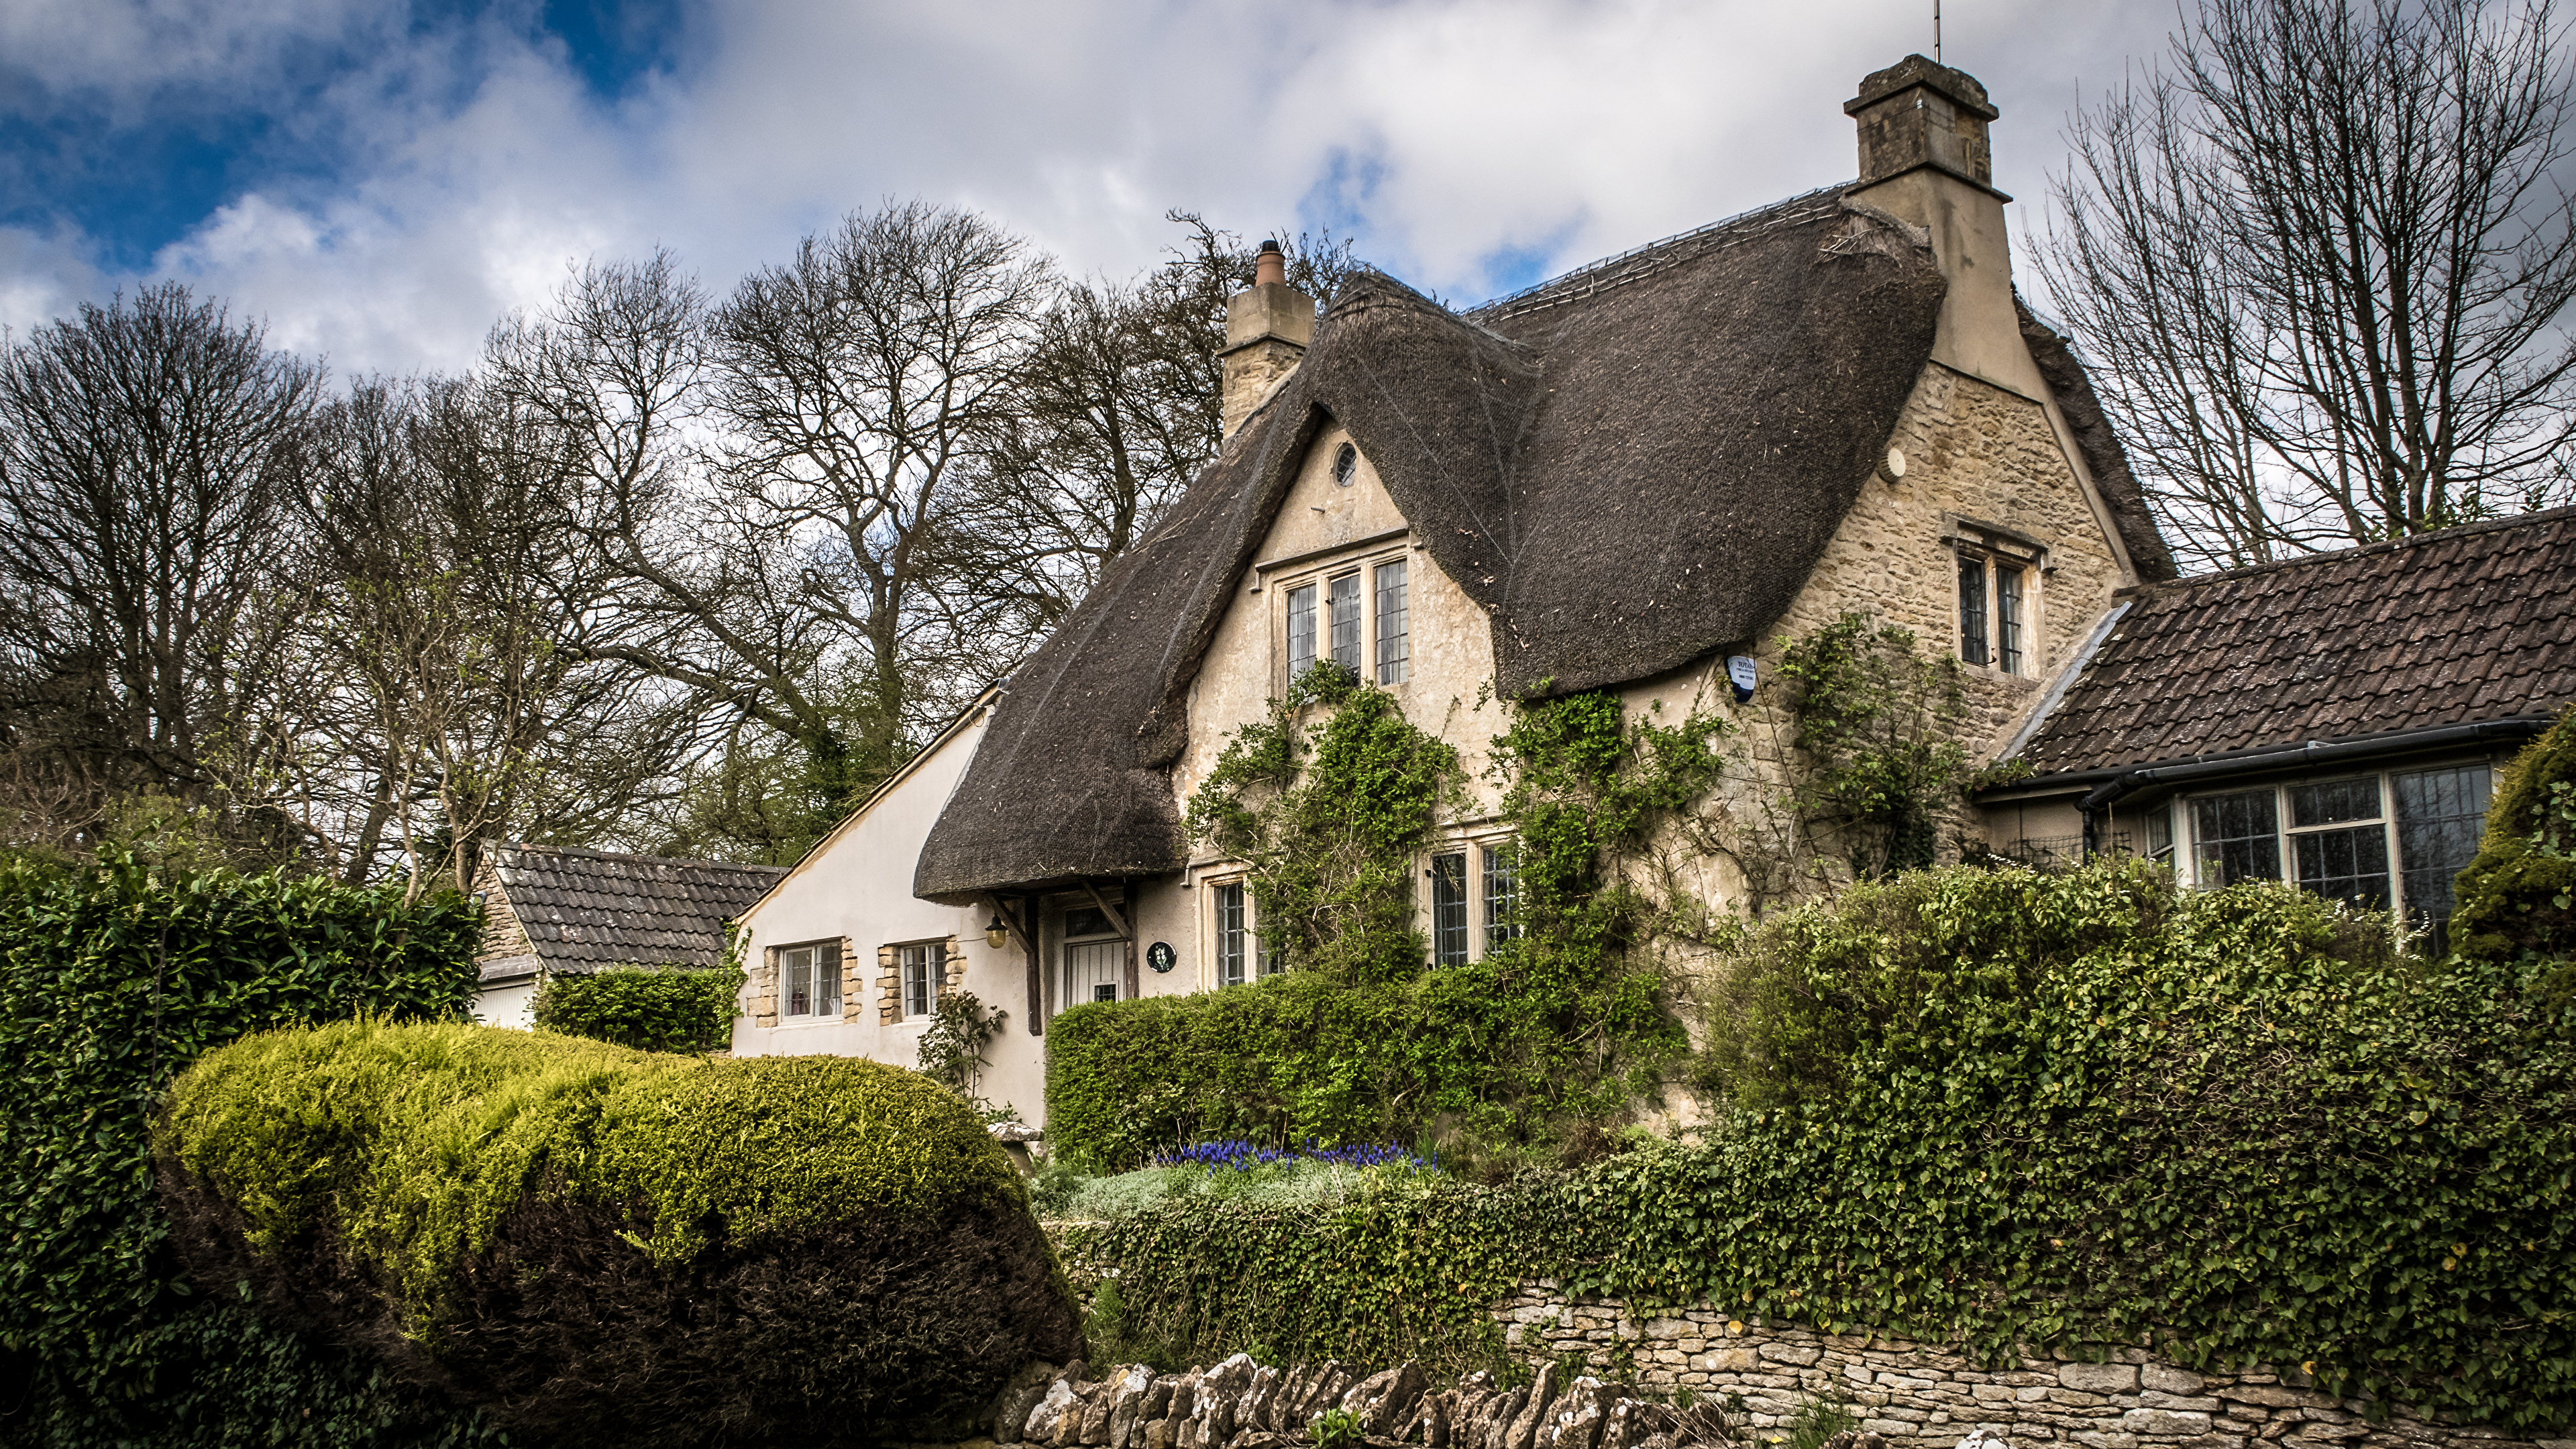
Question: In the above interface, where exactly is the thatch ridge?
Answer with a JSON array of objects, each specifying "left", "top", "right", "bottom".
[{"left": 916, "top": 193, "right": 1950, "bottom": 901}]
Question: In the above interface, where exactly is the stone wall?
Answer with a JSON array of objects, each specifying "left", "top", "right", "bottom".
[{"left": 1491, "top": 1282, "right": 2569, "bottom": 1449}]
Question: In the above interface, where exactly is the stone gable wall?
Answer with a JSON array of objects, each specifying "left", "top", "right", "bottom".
[
  {"left": 1492, "top": 1282, "right": 2568, "bottom": 1449},
  {"left": 1764, "top": 363, "right": 2129, "bottom": 771}
]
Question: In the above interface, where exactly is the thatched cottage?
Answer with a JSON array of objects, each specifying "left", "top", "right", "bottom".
[{"left": 724, "top": 54, "right": 2573, "bottom": 1124}]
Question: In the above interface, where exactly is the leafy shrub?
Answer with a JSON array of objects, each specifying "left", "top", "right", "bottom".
[
  {"left": 2452, "top": 704, "right": 2576, "bottom": 961},
  {"left": 1058, "top": 688, "right": 1717, "bottom": 1171},
  {"left": 1064, "top": 860, "right": 2576, "bottom": 1431},
  {"left": 157, "top": 1020, "right": 1079, "bottom": 1447},
  {"left": 1046, "top": 960, "right": 1682, "bottom": 1171},
  {"left": 916, "top": 987, "right": 1007, "bottom": 1097},
  {"left": 531, "top": 963, "right": 743, "bottom": 1053},
  {"left": 0, "top": 849, "right": 486, "bottom": 1447}
]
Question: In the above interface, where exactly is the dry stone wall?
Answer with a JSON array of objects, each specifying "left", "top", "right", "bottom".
[{"left": 1491, "top": 1282, "right": 2569, "bottom": 1449}]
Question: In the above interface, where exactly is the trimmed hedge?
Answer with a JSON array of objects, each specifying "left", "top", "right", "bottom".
[
  {"left": 532, "top": 963, "right": 743, "bottom": 1053},
  {"left": 1045, "top": 958, "right": 1678, "bottom": 1171},
  {"left": 0, "top": 849, "right": 487, "bottom": 1447},
  {"left": 157, "top": 1021, "right": 1079, "bottom": 1446},
  {"left": 1062, "top": 860, "right": 2576, "bottom": 1432}
]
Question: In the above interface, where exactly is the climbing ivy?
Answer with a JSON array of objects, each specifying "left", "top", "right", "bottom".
[
  {"left": 1185, "top": 663, "right": 1463, "bottom": 984},
  {"left": 1772, "top": 612, "right": 1970, "bottom": 879},
  {"left": 1051, "top": 679, "right": 1725, "bottom": 1168}
]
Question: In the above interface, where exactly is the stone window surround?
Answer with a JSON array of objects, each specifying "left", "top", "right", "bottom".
[
  {"left": 753, "top": 936, "right": 857, "bottom": 1029},
  {"left": 1423, "top": 826, "right": 1517, "bottom": 965},
  {"left": 1941, "top": 515, "right": 2051, "bottom": 680},
  {"left": 876, "top": 936, "right": 965, "bottom": 1026},
  {"left": 1247, "top": 527, "right": 1426, "bottom": 695}
]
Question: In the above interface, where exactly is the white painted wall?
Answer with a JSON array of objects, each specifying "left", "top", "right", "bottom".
[
  {"left": 471, "top": 977, "right": 538, "bottom": 1030},
  {"left": 729, "top": 704, "right": 1053, "bottom": 1125}
]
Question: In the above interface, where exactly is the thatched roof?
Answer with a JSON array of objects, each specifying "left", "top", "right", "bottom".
[{"left": 918, "top": 189, "right": 2139, "bottom": 902}]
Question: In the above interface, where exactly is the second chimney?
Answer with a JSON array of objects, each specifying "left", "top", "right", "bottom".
[{"left": 1220, "top": 240, "right": 1315, "bottom": 437}]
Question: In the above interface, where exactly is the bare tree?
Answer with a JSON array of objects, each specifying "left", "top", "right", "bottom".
[
  {"left": 0, "top": 283, "right": 323, "bottom": 853},
  {"left": 2040, "top": 0, "right": 2576, "bottom": 568},
  {"left": 701, "top": 202, "right": 1049, "bottom": 784},
  {"left": 299, "top": 378, "right": 687, "bottom": 896}
]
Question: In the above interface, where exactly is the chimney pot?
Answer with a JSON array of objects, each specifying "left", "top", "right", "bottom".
[{"left": 1254, "top": 239, "right": 1286, "bottom": 287}]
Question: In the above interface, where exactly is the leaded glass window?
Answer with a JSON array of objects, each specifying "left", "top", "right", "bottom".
[
  {"left": 1430, "top": 851, "right": 1468, "bottom": 967},
  {"left": 2192, "top": 788, "right": 2281, "bottom": 886},
  {"left": 1375, "top": 559, "right": 1409, "bottom": 685}
]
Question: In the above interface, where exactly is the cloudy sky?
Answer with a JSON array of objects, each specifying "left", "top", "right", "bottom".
[{"left": 1, "top": 0, "right": 2176, "bottom": 379}]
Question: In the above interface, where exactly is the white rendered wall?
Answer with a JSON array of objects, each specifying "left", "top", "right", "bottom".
[
  {"left": 471, "top": 979, "right": 538, "bottom": 1030},
  {"left": 729, "top": 707, "right": 1052, "bottom": 1126}
]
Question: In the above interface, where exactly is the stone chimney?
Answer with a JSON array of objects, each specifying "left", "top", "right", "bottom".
[
  {"left": 1844, "top": 55, "right": 2046, "bottom": 397},
  {"left": 1220, "top": 240, "right": 1315, "bottom": 437},
  {"left": 1846, "top": 53, "right": 1996, "bottom": 191}
]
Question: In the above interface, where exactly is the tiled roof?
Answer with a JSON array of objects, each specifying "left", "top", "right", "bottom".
[
  {"left": 484, "top": 844, "right": 786, "bottom": 973},
  {"left": 2012, "top": 507, "right": 2576, "bottom": 777}
]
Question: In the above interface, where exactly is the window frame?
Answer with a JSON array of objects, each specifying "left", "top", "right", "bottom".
[
  {"left": 1275, "top": 541, "right": 1418, "bottom": 692},
  {"left": 1428, "top": 850, "right": 1468, "bottom": 966},
  {"left": 1373, "top": 557, "right": 1410, "bottom": 686},
  {"left": 1212, "top": 878, "right": 1251, "bottom": 988},
  {"left": 895, "top": 938, "right": 945, "bottom": 1022},
  {"left": 2167, "top": 760, "right": 2496, "bottom": 932},
  {"left": 1947, "top": 529, "right": 2045, "bottom": 676},
  {"left": 773, "top": 938, "right": 841, "bottom": 1021}
]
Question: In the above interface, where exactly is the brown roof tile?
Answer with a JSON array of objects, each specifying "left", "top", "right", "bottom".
[
  {"left": 482, "top": 843, "right": 786, "bottom": 973},
  {"left": 2013, "top": 508, "right": 2576, "bottom": 776}
]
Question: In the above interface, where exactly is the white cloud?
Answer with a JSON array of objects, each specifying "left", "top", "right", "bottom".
[{"left": 3, "top": 0, "right": 2182, "bottom": 378}]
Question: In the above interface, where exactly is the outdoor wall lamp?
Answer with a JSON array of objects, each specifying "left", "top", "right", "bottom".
[{"left": 985, "top": 914, "right": 1010, "bottom": 951}]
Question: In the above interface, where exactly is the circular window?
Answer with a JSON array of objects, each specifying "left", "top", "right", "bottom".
[{"left": 1332, "top": 441, "right": 1358, "bottom": 486}]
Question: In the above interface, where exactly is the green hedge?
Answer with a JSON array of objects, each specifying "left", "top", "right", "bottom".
[
  {"left": 158, "top": 1020, "right": 1079, "bottom": 1446},
  {"left": 531, "top": 964, "right": 742, "bottom": 1053},
  {"left": 0, "top": 849, "right": 487, "bottom": 1447},
  {"left": 2454, "top": 704, "right": 2576, "bottom": 962},
  {"left": 1062, "top": 860, "right": 2576, "bottom": 1432},
  {"left": 1046, "top": 957, "right": 1678, "bottom": 1171}
]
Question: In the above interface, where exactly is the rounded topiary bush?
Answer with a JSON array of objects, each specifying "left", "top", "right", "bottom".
[{"left": 154, "top": 1022, "right": 1077, "bottom": 1448}]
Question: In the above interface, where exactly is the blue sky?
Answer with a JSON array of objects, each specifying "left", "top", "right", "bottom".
[{"left": 1, "top": 1, "right": 2175, "bottom": 376}]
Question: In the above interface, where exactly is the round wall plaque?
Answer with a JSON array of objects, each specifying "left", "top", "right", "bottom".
[{"left": 1146, "top": 941, "right": 1177, "bottom": 973}]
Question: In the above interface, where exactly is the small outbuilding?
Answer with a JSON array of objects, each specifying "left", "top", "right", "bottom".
[{"left": 470, "top": 843, "right": 788, "bottom": 1028}]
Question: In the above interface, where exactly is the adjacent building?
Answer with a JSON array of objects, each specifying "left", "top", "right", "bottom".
[
  {"left": 1977, "top": 507, "right": 2575, "bottom": 951},
  {"left": 470, "top": 843, "right": 786, "bottom": 1028}
]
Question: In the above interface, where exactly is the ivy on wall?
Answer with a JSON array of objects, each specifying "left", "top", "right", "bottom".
[
  {"left": 1051, "top": 675, "right": 1725, "bottom": 1169},
  {"left": 1061, "top": 859, "right": 2576, "bottom": 1434},
  {"left": 1772, "top": 612, "right": 1970, "bottom": 880},
  {"left": 1184, "top": 663, "right": 1464, "bottom": 983}
]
